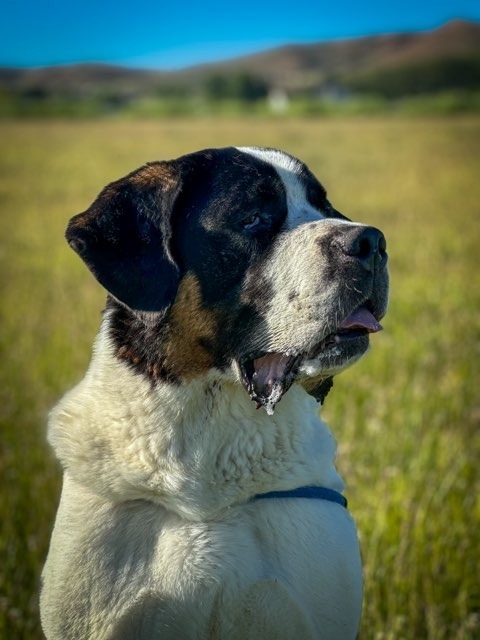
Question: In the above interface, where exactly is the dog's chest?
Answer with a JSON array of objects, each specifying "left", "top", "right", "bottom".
[
  {"left": 42, "top": 480, "right": 363, "bottom": 639},
  {"left": 71, "top": 496, "right": 362, "bottom": 637},
  {"left": 44, "top": 369, "right": 363, "bottom": 637}
]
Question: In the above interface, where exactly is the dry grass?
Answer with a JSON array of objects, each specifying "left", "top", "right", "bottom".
[{"left": 1, "top": 116, "right": 479, "bottom": 639}]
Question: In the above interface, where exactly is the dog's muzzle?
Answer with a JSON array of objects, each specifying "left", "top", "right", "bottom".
[{"left": 238, "top": 222, "right": 389, "bottom": 415}]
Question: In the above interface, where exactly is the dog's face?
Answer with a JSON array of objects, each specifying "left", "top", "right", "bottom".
[{"left": 67, "top": 147, "right": 388, "bottom": 413}]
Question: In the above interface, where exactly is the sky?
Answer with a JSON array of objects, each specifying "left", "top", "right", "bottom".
[{"left": 1, "top": 0, "right": 479, "bottom": 69}]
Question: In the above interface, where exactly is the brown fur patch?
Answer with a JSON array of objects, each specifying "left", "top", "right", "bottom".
[
  {"left": 108, "top": 273, "right": 221, "bottom": 385},
  {"left": 130, "top": 162, "right": 179, "bottom": 192},
  {"left": 162, "top": 273, "right": 220, "bottom": 379},
  {"left": 67, "top": 163, "right": 180, "bottom": 238}
]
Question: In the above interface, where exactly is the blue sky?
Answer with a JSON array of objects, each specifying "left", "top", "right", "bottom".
[{"left": 1, "top": 0, "right": 479, "bottom": 69}]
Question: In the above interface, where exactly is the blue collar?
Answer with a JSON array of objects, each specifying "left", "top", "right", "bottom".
[{"left": 252, "top": 485, "right": 347, "bottom": 508}]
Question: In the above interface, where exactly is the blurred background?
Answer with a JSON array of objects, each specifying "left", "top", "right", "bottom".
[
  {"left": 1, "top": 1, "right": 479, "bottom": 638},
  {"left": 1, "top": 2, "right": 480, "bottom": 117}
]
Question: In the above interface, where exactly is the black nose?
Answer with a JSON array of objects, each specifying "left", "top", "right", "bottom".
[{"left": 341, "top": 226, "right": 387, "bottom": 269}]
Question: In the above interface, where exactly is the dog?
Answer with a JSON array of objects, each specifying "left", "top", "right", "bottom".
[{"left": 40, "top": 146, "right": 388, "bottom": 639}]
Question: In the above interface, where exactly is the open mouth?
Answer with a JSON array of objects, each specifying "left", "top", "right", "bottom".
[{"left": 239, "top": 304, "right": 383, "bottom": 415}]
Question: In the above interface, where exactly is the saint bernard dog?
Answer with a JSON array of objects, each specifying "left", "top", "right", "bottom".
[{"left": 41, "top": 147, "right": 388, "bottom": 639}]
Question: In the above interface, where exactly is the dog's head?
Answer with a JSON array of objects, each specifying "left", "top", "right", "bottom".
[{"left": 67, "top": 147, "right": 388, "bottom": 414}]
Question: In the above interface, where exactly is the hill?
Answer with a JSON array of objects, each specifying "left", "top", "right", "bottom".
[
  {"left": 177, "top": 19, "right": 480, "bottom": 92},
  {"left": 1, "top": 19, "right": 479, "bottom": 114}
]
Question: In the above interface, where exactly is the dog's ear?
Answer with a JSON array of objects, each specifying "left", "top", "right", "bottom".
[{"left": 66, "top": 162, "right": 182, "bottom": 313}]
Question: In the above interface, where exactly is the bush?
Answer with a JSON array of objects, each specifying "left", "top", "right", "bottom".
[{"left": 204, "top": 72, "right": 269, "bottom": 102}]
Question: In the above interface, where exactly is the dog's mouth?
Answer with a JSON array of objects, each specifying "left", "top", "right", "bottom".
[{"left": 239, "top": 304, "right": 383, "bottom": 415}]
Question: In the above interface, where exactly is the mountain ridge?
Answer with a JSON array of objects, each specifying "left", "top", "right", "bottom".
[{"left": 1, "top": 20, "right": 479, "bottom": 99}]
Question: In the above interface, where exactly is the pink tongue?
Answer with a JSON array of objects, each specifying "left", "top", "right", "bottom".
[
  {"left": 338, "top": 307, "right": 383, "bottom": 333},
  {"left": 253, "top": 353, "right": 291, "bottom": 385},
  {"left": 251, "top": 353, "right": 293, "bottom": 415}
]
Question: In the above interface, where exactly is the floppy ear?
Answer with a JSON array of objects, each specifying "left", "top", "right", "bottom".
[{"left": 66, "top": 162, "right": 181, "bottom": 313}]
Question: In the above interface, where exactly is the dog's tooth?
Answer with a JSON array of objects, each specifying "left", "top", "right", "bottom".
[{"left": 265, "top": 403, "right": 275, "bottom": 416}]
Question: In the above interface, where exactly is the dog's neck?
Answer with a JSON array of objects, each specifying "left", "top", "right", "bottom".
[{"left": 49, "top": 321, "right": 345, "bottom": 521}]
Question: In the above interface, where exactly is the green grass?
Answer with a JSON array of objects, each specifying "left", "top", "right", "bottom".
[{"left": 1, "top": 116, "right": 479, "bottom": 639}]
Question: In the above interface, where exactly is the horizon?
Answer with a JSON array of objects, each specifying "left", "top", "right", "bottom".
[{"left": 1, "top": 1, "right": 480, "bottom": 71}]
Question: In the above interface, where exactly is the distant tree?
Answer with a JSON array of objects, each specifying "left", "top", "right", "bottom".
[
  {"left": 229, "top": 72, "right": 269, "bottom": 101},
  {"left": 154, "top": 84, "right": 190, "bottom": 99},
  {"left": 204, "top": 74, "right": 231, "bottom": 101},
  {"left": 204, "top": 72, "right": 269, "bottom": 102},
  {"left": 20, "top": 86, "right": 49, "bottom": 100}
]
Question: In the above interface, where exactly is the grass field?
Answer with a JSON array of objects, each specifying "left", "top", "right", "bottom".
[{"left": 1, "top": 116, "right": 479, "bottom": 639}]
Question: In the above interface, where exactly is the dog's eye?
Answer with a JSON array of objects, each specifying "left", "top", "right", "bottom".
[{"left": 242, "top": 214, "right": 261, "bottom": 230}]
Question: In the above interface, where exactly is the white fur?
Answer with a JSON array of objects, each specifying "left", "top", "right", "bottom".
[{"left": 41, "top": 323, "right": 362, "bottom": 639}]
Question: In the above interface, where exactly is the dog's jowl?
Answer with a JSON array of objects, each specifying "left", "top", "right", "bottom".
[{"left": 41, "top": 147, "right": 388, "bottom": 640}]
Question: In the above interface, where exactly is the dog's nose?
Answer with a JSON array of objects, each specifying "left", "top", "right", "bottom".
[{"left": 340, "top": 226, "right": 387, "bottom": 269}]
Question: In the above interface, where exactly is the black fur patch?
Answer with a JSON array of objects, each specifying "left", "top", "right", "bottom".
[
  {"left": 304, "top": 377, "right": 334, "bottom": 405},
  {"left": 105, "top": 147, "right": 289, "bottom": 383},
  {"left": 171, "top": 148, "right": 288, "bottom": 305},
  {"left": 67, "top": 162, "right": 182, "bottom": 313}
]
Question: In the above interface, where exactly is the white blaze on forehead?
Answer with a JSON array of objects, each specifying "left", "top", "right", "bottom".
[{"left": 237, "top": 146, "right": 326, "bottom": 227}]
